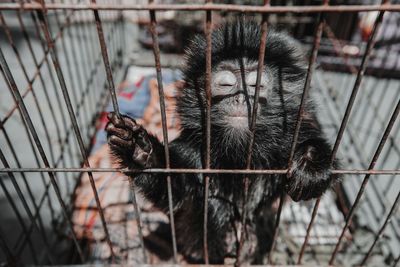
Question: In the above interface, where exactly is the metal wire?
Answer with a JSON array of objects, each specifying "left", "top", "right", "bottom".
[
  {"left": 1, "top": 3, "right": 400, "bottom": 13},
  {"left": 236, "top": 2, "right": 269, "bottom": 265},
  {"left": 35, "top": 0, "right": 116, "bottom": 260},
  {"left": 0, "top": 1, "right": 399, "bottom": 266},
  {"left": 0, "top": 168, "right": 399, "bottom": 175},
  {"left": 148, "top": 0, "right": 178, "bottom": 262},
  {"left": 203, "top": 0, "right": 212, "bottom": 263},
  {"left": 329, "top": 98, "right": 400, "bottom": 265}
]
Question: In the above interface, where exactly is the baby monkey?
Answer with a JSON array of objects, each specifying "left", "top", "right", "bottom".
[{"left": 106, "top": 20, "right": 337, "bottom": 264}]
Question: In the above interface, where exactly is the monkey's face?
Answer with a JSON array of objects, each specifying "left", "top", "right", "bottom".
[{"left": 211, "top": 58, "right": 273, "bottom": 130}]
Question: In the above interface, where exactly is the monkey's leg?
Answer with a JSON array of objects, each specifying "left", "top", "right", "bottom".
[
  {"left": 252, "top": 205, "right": 275, "bottom": 264},
  {"left": 285, "top": 138, "right": 335, "bottom": 201}
]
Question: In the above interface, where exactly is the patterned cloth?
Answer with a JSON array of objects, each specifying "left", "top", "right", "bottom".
[{"left": 72, "top": 67, "right": 183, "bottom": 264}]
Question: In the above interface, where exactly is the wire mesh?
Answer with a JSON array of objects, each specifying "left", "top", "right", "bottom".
[{"left": 0, "top": 0, "right": 399, "bottom": 266}]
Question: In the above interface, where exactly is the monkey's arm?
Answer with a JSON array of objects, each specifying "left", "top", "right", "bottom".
[
  {"left": 285, "top": 120, "right": 338, "bottom": 202},
  {"left": 106, "top": 112, "right": 197, "bottom": 211}
]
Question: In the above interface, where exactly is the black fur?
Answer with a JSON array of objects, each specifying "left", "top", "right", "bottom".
[{"left": 106, "top": 20, "right": 338, "bottom": 264}]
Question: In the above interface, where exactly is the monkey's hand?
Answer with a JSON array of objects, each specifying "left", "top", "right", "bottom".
[
  {"left": 106, "top": 112, "right": 153, "bottom": 168},
  {"left": 285, "top": 138, "right": 333, "bottom": 202}
]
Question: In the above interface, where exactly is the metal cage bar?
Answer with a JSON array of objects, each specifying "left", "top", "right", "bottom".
[
  {"left": 0, "top": 3, "right": 400, "bottom": 13},
  {"left": 148, "top": 0, "right": 178, "bottom": 262},
  {"left": 0, "top": 0, "right": 399, "bottom": 266},
  {"left": 329, "top": 98, "right": 400, "bottom": 264},
  {"left": 35, "top": 0, "right": 115, "bottom": 260},
  {"left": 203, "top": 0, "right": 212, "bottom": 263}
]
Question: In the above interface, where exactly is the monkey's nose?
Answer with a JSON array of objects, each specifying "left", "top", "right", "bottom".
[{"left": 234, "top": 94, "right": 246, "bottom": 104}]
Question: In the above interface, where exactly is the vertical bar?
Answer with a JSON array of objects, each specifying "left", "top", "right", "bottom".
[
  {"left": 203, "top": 0, "right": 212, "bottom": 263},
  {"left": 91, "top": 0, "right": 147, "bottom": 261},
  {"left": 91, "top": 0, "right": 120, "bottom": 115},
  {"left": 36, "top": 0, "right": 115, "bottom": 260},
  {"left": 29, "top": 8, "right": 81, "bottom": 170},
  {"left": 298, "top": 0, "right": 389, "bottom": 264},
  {"left": 294, "top": 1, "right": 329, "bottom": 264},
  {"left": 329, "top": 0, "right": 388, "bottom": 161},
  {"left": 360, "top": 188, "right": 400, "bottom": 265},
  {"left": 148, "top": 0, "right": 178, "bottom": 262},
  {"left": 52, "top": 0, "right": 92, "bottom": 141},
  {"left": 0, "top": 47, "right": 84, "bottom": 262},
  {"left": 16, "top": 24, "right": 122, "bottom": 253},
  {"left": 237, "top": 2, "right": 269, "bottom": 265},
  {"left": 128, "top": 179, "right": 147, "bottom": 262},
  {"left": 15, "top": 6, "right": 72, "bottom": 196},
  {"left": 269, "top": 1, "right": 328, "bottom": 263},
  {"left": 329, "top": 99, "right": 399, "bottom": 265}
]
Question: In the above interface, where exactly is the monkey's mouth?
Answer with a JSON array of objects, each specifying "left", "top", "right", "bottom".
[
  {"left": 228, "top": 109, "right": 249, "bottom": 118},
  {"left": 229, "top": 115, "right": 248, "bottom": 118}
]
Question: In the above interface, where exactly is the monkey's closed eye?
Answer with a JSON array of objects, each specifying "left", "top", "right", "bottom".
[
  {"left": 214, "top": 70, "right": 237, "bottom": 87},
  {"left": 248, "top": 84, "right": 264, "bottom": 88}
]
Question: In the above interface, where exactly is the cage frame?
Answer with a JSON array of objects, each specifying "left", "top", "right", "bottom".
[{"left": 0, "top": 0, "right": 399, "bottom": 266}]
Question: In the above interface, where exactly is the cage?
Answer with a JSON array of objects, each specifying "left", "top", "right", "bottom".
[{"left": 0, "top": 0, "right": 399, "bottom": 266}]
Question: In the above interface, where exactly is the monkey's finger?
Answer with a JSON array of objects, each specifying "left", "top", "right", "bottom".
[
  {"left": 106, "top": 123, "right": 132, "bottom": 140},
  {"left": 107, "top": 112, "right": 124, "bottom": 127},
  {"left": 135, "top": 129, "right": 152, "bottom": 153},
  {"left": 121, "top": 115, "right": 140, "bottom": 131},
  {"left": 108, "top": 135, "right": 134, "bottom": 150}
]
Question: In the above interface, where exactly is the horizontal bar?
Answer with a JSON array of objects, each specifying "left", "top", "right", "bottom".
[
  {"left": 0, "top": 168, "right": 399, "bottom": 175},
  {"left": 0, "top": 3, "right": 400, "bottom": 12}
]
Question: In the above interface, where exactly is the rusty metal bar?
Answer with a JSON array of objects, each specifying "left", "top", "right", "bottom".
[
  {"left": 1, "top": 3, "right": 400, "bottom": 12},
  {"left": 148, "top": 0, "right": 178, "bottom": 262},
  {"left": 329, "top": 98, "right": 400, "bottom": 265},
  {"left": 128, "top": 178, "right": 147, "bottom": 263},
  {"left": 268, "top": 1, "right": 329, "bottom": 263},
  {"left": 91, "top": 0, "right": 120, "bottom": 115},
  {"left": 0, "top": 46, "right": 85, "bottom": 261},
  {"left": 237, "top": 3, "right": 269, "bottom": 265},
  {"left": 36, "top": 0, "right": 115, "bottom": 259},
  {"left": 203, "top": 0, "right": 212, "bottom": 263},
  {"left": 360, "top": 188, "right": 400, "bottom": 265},
  {"left": 291, "top": 1, "right": 329, "bottom": 264},
  {"left": 329, "top": 0, "right": 388, "bottom": 162},
  {"left": 1, "top": 168, "right": 398, "bottom": 175},
  {"left": 51, "top": 0, "right": 92, "bottom": 142},
  {"left": 29, "top": 8, "right": 82, "bottom": 171},
  {"left": 268, "top": 193, "right": 284, "bottom": 264},
  {"left": 316, "top": 62, "right": 400, "bottom": 243},
  {"left": 14, "top": 4, "right": 73, "bottom": 193},
  {"left": 15, "top": 41, "right": 122, "bottom": 255},
  {"left": 77, "top": 9, "right": 99, "bottom": 118}
]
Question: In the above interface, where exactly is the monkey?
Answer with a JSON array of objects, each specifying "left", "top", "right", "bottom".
[{"left": 106, "top": 19, "right": 338, "bottom": 264}]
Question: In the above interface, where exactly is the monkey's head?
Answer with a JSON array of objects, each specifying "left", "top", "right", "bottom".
[{"left": 178, "top": 20, "right": 307, "bottom": 146}]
